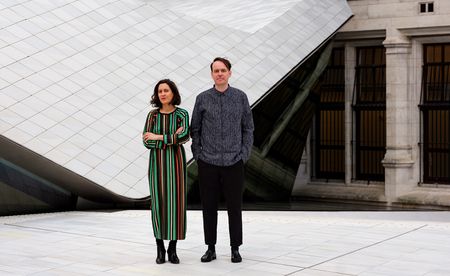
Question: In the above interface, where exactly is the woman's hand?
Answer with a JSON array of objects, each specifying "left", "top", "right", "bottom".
[
  {"left": 143, "top": 132, "right": 161, "bottom": 141},
  {"left": 175, "top": 127, "right": 184, "bottom": 134},
  {"left": 143, "top": 128, "right": 182, "bottom": 142}
]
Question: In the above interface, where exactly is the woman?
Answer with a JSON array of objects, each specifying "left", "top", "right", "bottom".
[{"left": 143, "top": 79, "right": 189, "bottom": 264}]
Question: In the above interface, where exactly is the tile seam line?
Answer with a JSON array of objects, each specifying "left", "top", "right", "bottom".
[
  {"left": 3, "top": 223, "right": 153, "bottom": 246},
  {"left": 3, "top": 222, "right": 292, "bottom": 261},
  {"left": 285, "top": 224, "right": 429, "bottom": 276}
]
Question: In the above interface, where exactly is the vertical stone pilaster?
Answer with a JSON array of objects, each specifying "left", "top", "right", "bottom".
[
  {"left": 382, "top": 33, "right": 415, "bottom": 202},
  {"left": 344, "top": 44, "right": 356, "bottom": 185}
]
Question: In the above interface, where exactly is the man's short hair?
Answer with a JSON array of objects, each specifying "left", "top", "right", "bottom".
[{"left": 210, "top": 57, "right": 231, "bottom": 71}]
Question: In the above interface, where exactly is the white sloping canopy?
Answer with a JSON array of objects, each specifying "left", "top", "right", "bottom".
[{"left": 0, "top": 0, "right": 352, "bottom": 199}]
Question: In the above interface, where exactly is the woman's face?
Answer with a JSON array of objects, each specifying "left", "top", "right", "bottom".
[{"left": 158, "top": 83, "right": 174, "bottom": 106}]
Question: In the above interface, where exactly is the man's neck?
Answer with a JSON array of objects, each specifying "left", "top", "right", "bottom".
[{"left": 215, "top": 84, "right": 229, "bottom": 92}]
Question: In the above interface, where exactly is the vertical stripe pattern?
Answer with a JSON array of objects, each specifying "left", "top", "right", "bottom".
[{"left": 143, "top": 107, "right": 189, "bottom": 240}]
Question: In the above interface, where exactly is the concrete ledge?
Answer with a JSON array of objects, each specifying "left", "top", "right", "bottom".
[
  {"left": 294, "top": 183, "right": 450, "bottom": 210},
  {"left": 397, "top": 189, "right": 450, "bottom": 208},
  {"left": 293, "top": 182, "right": 386, "bottom": 202}
]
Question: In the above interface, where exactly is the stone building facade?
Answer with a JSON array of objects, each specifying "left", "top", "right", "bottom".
[{"left": 293, "top": 0, "right": 450, "bottom": 208}]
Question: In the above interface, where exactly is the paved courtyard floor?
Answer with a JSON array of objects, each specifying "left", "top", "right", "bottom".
[{"left": 1, "top": 210, "right": 450, "bottom": 275}]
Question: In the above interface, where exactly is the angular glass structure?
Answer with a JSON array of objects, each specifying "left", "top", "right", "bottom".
[{"left": 0, "top": 0, "right": 352, "bottom": 213}]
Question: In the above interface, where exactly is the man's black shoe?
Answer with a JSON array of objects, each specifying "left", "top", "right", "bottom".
[
  {"left": 231, "top": 248, "right": 242, "bottom": 263},
  {"left": 200, "top": 249, "right": 216, "bottom": 262}
]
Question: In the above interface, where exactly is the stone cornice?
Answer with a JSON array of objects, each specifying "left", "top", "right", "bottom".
[
  {"left": 399, "top": 25, "right": 450, "bottom": 37},
  {"left": 335, "top": 29, "right": 386, "bottom": 41}
]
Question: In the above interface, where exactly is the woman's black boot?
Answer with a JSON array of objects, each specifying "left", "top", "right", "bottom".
[
  {"left": 167, "top": 240, "right": 180, "bottom": 264},
  {"left": 156, "top": 239, "right": 166, "bottom": 264}
]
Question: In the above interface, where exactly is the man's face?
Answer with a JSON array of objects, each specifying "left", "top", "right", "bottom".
[{"left": 211, "top": 61, "right": 231, "bottom": 87}]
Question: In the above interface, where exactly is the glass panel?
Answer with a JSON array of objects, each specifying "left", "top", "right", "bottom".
[
  {"left": 420, "top": 3, "right": 426, "bottom": 13},
  {"left": 445, "top": 45, "right": 450, "bottom": 63},
  {"left": 313, "top": 48, "right": 345, "bottom": 179},
  {"left": 354, "top": 46, "right": 386, "bottom": 181},
  {"left": 422, "top": 44, "right": 450, "bottom": 184}
]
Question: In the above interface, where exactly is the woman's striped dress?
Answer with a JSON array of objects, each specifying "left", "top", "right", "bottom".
[{"left": 143, "top": 107, "right": 189, "bottom": 240}]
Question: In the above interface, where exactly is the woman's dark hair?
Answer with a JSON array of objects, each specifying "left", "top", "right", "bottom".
[
  {"left": 150, "top": 79, "right": 181, "bottom": 108},
  {"left": 210, "top": 57, "right": 232, "bottom": 71}
]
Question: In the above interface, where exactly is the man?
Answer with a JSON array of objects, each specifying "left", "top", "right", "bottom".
[{"left": 191, "top": 57, "right": 254, "bottom": 263}]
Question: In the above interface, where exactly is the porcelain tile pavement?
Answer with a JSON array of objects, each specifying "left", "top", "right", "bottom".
[{"left": 0, "top": 210, "right": 449, "bottom": 275}]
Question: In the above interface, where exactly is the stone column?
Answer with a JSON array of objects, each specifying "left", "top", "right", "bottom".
[{"left": 382, "top": 29, "right": 415, "bottom": 202}]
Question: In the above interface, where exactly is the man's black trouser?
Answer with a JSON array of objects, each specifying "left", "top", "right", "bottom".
[{"left": 198, "top": 159, "right": 244, "bottom": 247}]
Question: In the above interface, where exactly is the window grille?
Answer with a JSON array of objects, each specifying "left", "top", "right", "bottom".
[
  {"left": 420, "top": 2, "right": 434, "bottom": 13},
  {"left": 314, "top": 48, "right": 345, "bottom": 179},
  {"left": 420, "top": 44, "right": 450, "bottom": 184},
  {"left": 353, "top": 46, "right": 386, "bottom": 181}
]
